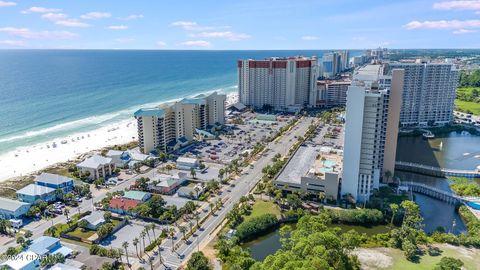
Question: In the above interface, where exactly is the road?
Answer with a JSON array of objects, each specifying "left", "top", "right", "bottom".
[{"left": 142, "top": 117, "right": 314, "bottom": 269}]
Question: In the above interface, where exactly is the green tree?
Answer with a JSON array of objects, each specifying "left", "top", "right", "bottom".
[
  {"left": 122, "top": 241, "right": 130, "bottom": 266},
  {"left": 190, "top": 168, "right": 197, "bottom": 179},
  {"left": 186, "top": 251, "right": 212, "bottom": 270},
  {"left": 434, "top": 257, "right": 464, "bottom": 270},
  {"left": 133, "top": 238, "right": 140, "bottom": 258}
]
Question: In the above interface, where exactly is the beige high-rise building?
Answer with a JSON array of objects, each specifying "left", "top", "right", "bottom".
[
  {"left": 342, "top": 65, "right": 404, "bottom": 202},
  {"left": 134, "top": 92, "right": 226, "bottom": 154},
  {"left": 238, "top": 56, "right": 318, "bottom": 111}
]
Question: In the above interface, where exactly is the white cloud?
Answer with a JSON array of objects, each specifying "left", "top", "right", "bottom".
[
  {"left": 21, "top": 7, "right": 61, "bottom": 14},
  {"left": 156, "top": 41, "right": 167, "bottom": 47},
  {"left": 453, "top": 28, "right": 477, "bottom": 33},
  {"left": 115, "top": 37, "right": 134, "bottom": 43},
  {"left": 170, "top": 21, "right": 228, "bottom": 31},
  {"left": 41, "top": 13, "right": 68, "bottom": 21},
  {"left": 301, "top": 35, "right": 319, "bottom": 41},
  {"left": 180, "top": 40, "right": 211, "bottom": 47},
  {"left": 106, "top": 25, "right": 129, "bottom": 30},
  {"left": 0, "top": 1, "right": 16, "bottom": 7},
  {"left": 80, "top": 12, "right": 111, "bottom": 20},
  {"left": 0, "top": 27, "right": 78, "bottom": 39},
  {"left": 55, "top": 19, "right": 89, "bottom": 28},
  {"left": 433, "top": 1, "right": 480, "bottom": 10},
  {"left": 405, "top": 19, "right": 480, "bottom": 29},
  {"left": 119, "top": 14, "right": 144, "bottom": 20},
  {"left": 0, "top": 39, "right": 25, "bottom": 46},
  {"left": 190, "top": 31, "right": 250, "bottom": 41}
]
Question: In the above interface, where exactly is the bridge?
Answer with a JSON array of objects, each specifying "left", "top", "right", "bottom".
[
  {"left": 399, "top": 181, "right": 464, "bottom": 204},
  {"left": 395, "top": 161, "right": 480, "bottom": 178}
]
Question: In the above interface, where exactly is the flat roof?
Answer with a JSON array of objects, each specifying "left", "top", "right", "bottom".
[
  {"left": 16, "top": 184, "right": 56, "bottom": 196},
  {"left": 177, "top": 157, "right": 198, "bottom": 163},
  {"left": 77, "top": 155, "right": 112, "bottom": 169},
  {"left": 134, "top": 108, "right": 165, "bottom": 118},
  {"left": 276, "top": 145, "right": 318, "bottom": 184},
  {"left": 0, "top": 197, "right": 30, "bottom": 212},
  {"left": 35, "top": 173, "right": 73, "bottom": 185}
]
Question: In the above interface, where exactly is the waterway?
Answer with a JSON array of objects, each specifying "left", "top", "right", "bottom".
[
  {"left": 242, "top": 223, "right": 391, "bottom": 261},
  {"left": 395, "top": 131, "right": 480, "bottom": 234}
]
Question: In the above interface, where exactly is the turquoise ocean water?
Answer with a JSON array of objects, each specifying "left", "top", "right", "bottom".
[{"left": 0, "top": 50, "right": 361, "bottom": 154}]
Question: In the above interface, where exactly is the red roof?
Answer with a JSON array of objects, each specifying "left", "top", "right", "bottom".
[{"left": 109, "top": 198, "right": 141, "bottom": 210}]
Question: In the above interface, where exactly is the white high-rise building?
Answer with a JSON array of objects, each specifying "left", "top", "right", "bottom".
[
  {"left": 134, "top": 92, "right": 226, "bottom": 154},
  {"left": 387, "top": 61, "right": 459, "bottom": 127},
  {"left": 342, "top": 65, "right": 404, "bottom": 202},
  {"left": 238, "top": 56, "right": 318, "bottom": 111}
]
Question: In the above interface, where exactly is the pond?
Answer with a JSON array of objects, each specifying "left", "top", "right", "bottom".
[{"left": 241, "top": 223, "right": 391, "bottom": 261}]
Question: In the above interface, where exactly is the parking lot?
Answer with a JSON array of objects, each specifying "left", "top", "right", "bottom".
[{"left": 99, "top": 222, "right": 160, "bottom": 256}]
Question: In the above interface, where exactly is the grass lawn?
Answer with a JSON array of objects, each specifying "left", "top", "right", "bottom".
[
  {"left": 357, "top": 244, "right": 480, "bottom": 270},
  {"left": 244, "top": 200, "right": 281, "bottom": 222},
  {"left": 67, "top": 227, "right": 96, "bottom": 239},
  {"left": 455, "top": 99, "right": 480, "bottom": 116}
]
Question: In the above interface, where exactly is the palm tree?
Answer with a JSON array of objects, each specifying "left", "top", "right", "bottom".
[
  {"left": 133, "top": 238, "right": 140, "bottom": 258},
  {"left": 140, "top": 231, "right": 146, "bottom": 254},
  {"left": 384, "top": 170, "right": 392, "bottom": 183},
  {"left": 390, "top": 203, "right": 399, "bottom": 226},
  {"left": 63, "top": 208, "right": 70, "bottom": 221},
  {"left": 150, "top": 224, "right": 157, "bottom": 240},
  {"left": 179, "top": 226, "right": 187, "bottom": 241},
  {"left": 144, "top": 226, "right": 151, "bottom": 244},
  {"left": 122, "top": 241, "right": 130, "bottom": 266},
  {"left": 190, "top": 168, "right": 196, "bottom": 179},
  {"left": 47, "top": 226, "right": 56, "bottom": 237},
  {"left": 169, "top": 227, "right": 175, "bottom": 251},
  {"left": 188, "top": 221, "right": 194, "bottom": 235},
  {"left": 209, "top": 202, "right": 215, "bottom": 214}
]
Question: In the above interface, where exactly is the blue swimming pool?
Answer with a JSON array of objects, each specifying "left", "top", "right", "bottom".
[
  {"left": 467, "top": 201, "right": 480, "bottom": 210},
  {"left": 323, "top": 160, "right": 336, "bottom": 167}
]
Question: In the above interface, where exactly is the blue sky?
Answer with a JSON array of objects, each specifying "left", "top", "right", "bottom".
[{"left": 0, "top": 0, "right": 479, "bottom": 49}]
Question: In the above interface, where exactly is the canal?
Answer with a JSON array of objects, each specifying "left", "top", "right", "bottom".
[{"left": 396, "top": 131, "right": 480, "bottom": 234}]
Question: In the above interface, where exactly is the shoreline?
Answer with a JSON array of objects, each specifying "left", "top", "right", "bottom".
[{"left": 0, "top": 91, "right": 239, "bottom": 183}]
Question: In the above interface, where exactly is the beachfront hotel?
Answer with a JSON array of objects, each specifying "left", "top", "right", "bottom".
[
  {"left": 134, "top": 92, "right": 226, "bottom": 154},
  {"left": 386, "top": 60, "right": 459, "bottom": 127},
  {"left": 237, "top": 56, "right": 319, "bottom": 111},
  {"left": 342, "top": 64, "right": 404, "bottom": 202}
]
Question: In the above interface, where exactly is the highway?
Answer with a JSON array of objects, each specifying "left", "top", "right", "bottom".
[{"left": 141, "top": 117, "right": 314, "bottom": 269}]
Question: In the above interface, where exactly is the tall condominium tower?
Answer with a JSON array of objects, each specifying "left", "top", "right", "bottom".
[
  {"left": 387, "top": 61, "right": 459, "bottom": 127},
  {"left": 320, "top": 51, "right": 350, "bottom": 78},
  {"left": 342, "top": 65, "right": 404, "bottom": 202},
  {"left": 134, "top": 92, "right": 226, "bottom": 154},
  {"left": 237, "top": 56, "right": 318, "bottom": 111}
]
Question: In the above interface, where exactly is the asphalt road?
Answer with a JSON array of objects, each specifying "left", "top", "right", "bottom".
[{"left": 143, "top": 117, "right": 314, "bottom": 270}]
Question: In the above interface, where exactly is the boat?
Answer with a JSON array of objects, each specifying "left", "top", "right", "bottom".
[{"left": 422, "top": 131, "right": 435, "bottom": 139}]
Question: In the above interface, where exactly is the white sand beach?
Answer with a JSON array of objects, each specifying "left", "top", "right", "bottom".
[
  {"left": 0, "top": 119, "right": 138, "bottom": 182},
  {"left": 0, "top": 92, "right": 239, "bottom": 182}
]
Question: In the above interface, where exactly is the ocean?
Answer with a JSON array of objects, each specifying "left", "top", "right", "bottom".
[{"left": 0, "top": 50, "right": 362, "bottom": 155}]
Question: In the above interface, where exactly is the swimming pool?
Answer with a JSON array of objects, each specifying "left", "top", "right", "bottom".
[
  {"left": 319, "top": 167, "right": 334, "bottom": 173},
  {"left": 322, "top": 160, "right": 336, "bottom": 168},
  {"left": 467, "top": 201, "right": 480, "bottom": 210}
]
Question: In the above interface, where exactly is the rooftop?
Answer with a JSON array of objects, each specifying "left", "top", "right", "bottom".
[
  {"left": 0, "top": 197, "right": 30, "bottom": 212},
  {"left": 35, "top": 173, "right": 73, "bottom": 185},
  {"left": 277, "top": 145, "right": 318, "bottom": 184},
  {"left": 134, "top": 108, "right": 165, "bottom": 118},
  {"left": 1, "top": 251, "right": 38, "bottom": 269},
  {"left": 16, "top": 184, "right": 55, "bottom": 196},
  {"left": 27, "top": 236, "right": 60, "bottom": 256},
  {"left": 123, "top": 190, "right": 150, "bottom": 201},
  {"left": 109, "top": 198, "right": 141, "bottom": 210},
  {"left": 80, "top": 211, "right": 106, "bottom": 226},
  {"left": 177, "top": 156, "right": 198, "bottom": 164},
  {"left": 77, "top": 155, "right": 113, "bottom": 169}
]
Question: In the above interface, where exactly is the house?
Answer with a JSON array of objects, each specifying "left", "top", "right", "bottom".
[
  {"left": 16, "top": 184, "right": 57, "bottom": 204},
  {"left": 79, "top": 211, "right": 106, "bottom": 230},
  {"left": 176, "top": 157, "right": 199, "bottom": 170},
  {"left": 34, "top": 173, "right": 74, "bottom": 193},
  {"left": 177, "top": 183, "right": 205, "bottom": 199},
  {"left": 126, "top": 150, "right": 150, "bottom": 163},
  {"left": 106, "top": 150, "right": 131, "bottom": 168},
  {"left": 123, "top": 190, "right": 151, "bottom": 202},
  {"left": 0, "top": 197, "right": 31, "bottom": 219},
  {"left": 148, "top": 172, "right": 187, "bottom": 195},
  {"left": 27, "top": 236, "right": 73, "bottom": 257},
  {"left": 77, "top": 155, "right": 116, "bottom": 180},
  {"left": 108, "top": 198, "right": 141, "bottom": 215},
  {"left": 50, "top": 263, "right": 82, "bottom": 270},
  {"left": 1, "top": 251, "right": 40, "bottom": 270}
]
